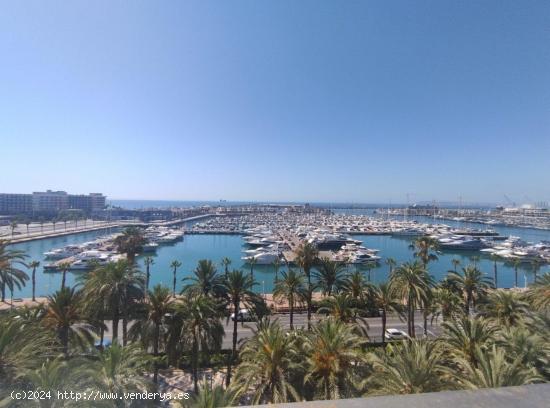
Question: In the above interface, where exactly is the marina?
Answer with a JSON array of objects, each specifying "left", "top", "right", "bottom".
[{"left": 6, "top": 207, "right": 550, "bottom": 299}]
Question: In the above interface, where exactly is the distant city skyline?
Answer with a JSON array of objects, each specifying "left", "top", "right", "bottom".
[{"left": 1, "top": 1, "right": 548, "bottom": 203}]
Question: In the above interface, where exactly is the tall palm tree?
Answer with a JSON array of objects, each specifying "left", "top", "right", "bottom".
[
  {"left": 171, "top": 259, "right": 182, "bottom": 298},
  {"left": 343, "top": 270, "right": 369, "bottom": 306},
  {"left": 273, "top": 269, "right": 306, "bottom": 330},
  {"left": 183, "top": 259, "right": 224, "bottom": 298},
  {"left": 9, "top": 220, "right": 18, "bottom": 237},
  {"left": 530, "top": 259, "right": 541, "bottom": 282},
  {"left": 511, "top": 258, "right": 522, "bottom": 288},
  {"left": 385, "top": 257, "right": 397, "bottom": 275},
  {"left": 0, "top": 240, "right": 28, "bottom": 302},
  {"left": 314, "top": 257, "right": 345, "bottom": 297},
  {"left": 221, "top": 269, "right": 257, "bottom": 386},
  {"left": 390, "top": 261, "right": 434, "bottom": 337},
  {"left": 479, "top": 289, "right": 529, "bottom": 327},
  {"left": 29, "top": 260, "right": 40, "bottom": 302},
  {"left": 295, "top": 242, "right": 319, "bottom": 329},
  {"left": 370, "top": 282, "right": 402, "bottom": 345},
  {"left": 233, "top": 318, "right": 300, "bottom": 404},
  {"left": 272, "top": 257, "right": 281, "bottom": 282},
  {"left": 143, "top": 256, "right": 154, "bottom": 295},
  {"left": 442, "top": 316, "right": 496, "bottom": 367},
  {"left": 451, "top": 345, "right": 540, "bottom": 389},
  {"left": 409, "top": 236, "right": 439, "bottom": 268},
  {"left": 490, "top": 254, "right": 499, "bottom": 288},
  {"left": 174, "top": 293, "right": 224, "bottom": 393},
  {"left": 451, "top": 258, "right": 461, "bottom": 272},
  {"left": 247, "top": 256, "right": 257, "bottom": 279},
  {"left": 114, "top": 226, "right": 146, "bottom": 264},
  {"left": 182, "top": 378, "right": 237, "bottom": 408},
  {"left": 43, "top": 287, "right": 98, "bottom": 357},
  {"left": 58, "top": 261, "right": 71, "bottom": 290},
  {"left": 86, "top": 342, "right": 153, "bottom": 395},
  {"left": 81, "top": 260, "right": 145, "bottom": 345},
  {"left": 525, "top": 272, "right": 550, "bottom": 312},
  {"left": 447, "top": 265, "right": 492, "bottom": 315},
  {"left": 318, "top": 294, "right": 365, "bottom": 327},
  {"left": 221, "top": 257, "right": 231, "bottom": 276},
  {"left": 303, "top": 318, "right": 368, "bottom": 400},
  {"left": 498, "top": 326, "right": 550, "bottom": 378},
  {"left": 431, "top": 287, "right": 462, "bottom": 322},
  {"left": 366, "top": 340, "right": 450, "bottom": 395},
  {"left": 130, "top": 284, "right": 174, "bottom": 383}
]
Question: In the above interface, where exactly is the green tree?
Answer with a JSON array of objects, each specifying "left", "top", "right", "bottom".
[
  {"left": 525, "top": 272, "right": 550, "bottom": 312},
  {"left": 295, "top": 242, "right": 319, "bottom": 329},
  {"left": 303, "top": 318, "right": 368, "bottom": 400},
  {"left": 181, "top": 378, "right": 236, "bottom": 408},
  {"left": 409, "top": 236, "right": 439, "bottom": 268},
  {"left": 58, "top": 261, "right": 71, "bottom": 291},
  {"left": 273, "top": 269, "right": 306, "bottom": 330},
  {"left": 0, "top": 240, "right": 28, "bottom": 302},
  {"left": 315, "top": 257, "right": 346, "bottom": 296},
  {"left": 171, "top": 260, "right": 182, "bottom": 298},
  {"left": 451, "top": 258, "right": 461, "bottom": 272},
  {"left": 511, "top": 258, "right": 522, "bottom": 288},
  {"left": 385, "top": 257, "right": 397, "bottom": 275},
  {"left": 221, "top": 257, "right": 231, "bottom": 276},
  {"left": 114, "top": 227, "right": 146, "bottom": 264},
  {"left": 43, "top": 287, "right": 98, "bottom": 357},
  {"left": 28, "top": 260, "right": 40, "bottom": 302},
  {"left": 144, "top": 256, "right": 154, "bottom": 295},
  {"left": 221, "top": 269, "right": 257, "bottom": 386},
  {"left": 442, "top": 316, "right": 496, "bottom": 367},
  {"left": 390, "top": 261, "right": 434, "bottom": 337},
  {"left": 233, "top": 318, "right": 300, "bottom": 404},
  {"left": 343, "top": 270, "right": 369, "bottom": 306},
  {"left": 183, "top": 259, "right": 224, "bottom": 298},
  {"left": 370, "top": 282, "right": 402, "bottom": 345},
  {"left": 366, "top": 340, "right": 450, "bottom": 395},
  {"left": 479, "top": 289, "right": 529, "bottom": 327},
  {"left": 448, "top": 265, "right": 492, "bottom": 315}
]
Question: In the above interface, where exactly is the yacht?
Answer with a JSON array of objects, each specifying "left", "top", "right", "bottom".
[
  {"left": 44, "top": 245, "right": 82, "bottom": 260},
  {"left": 142, "top": 242, "right": 159, "bottom": 252},
  {"left": 242, "top": 252, "right": 280, "bottom": 265},
  {"left": 70, "top": 250, "right": 112, "bottom": 270}
]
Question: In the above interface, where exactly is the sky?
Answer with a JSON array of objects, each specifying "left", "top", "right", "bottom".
[{"left": 0, "top": 1, "right": 549, "bottom": 205}]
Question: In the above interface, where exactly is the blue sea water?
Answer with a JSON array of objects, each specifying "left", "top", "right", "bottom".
[{"left": 6, "top": 217, "right": 550, "bottom": 299}]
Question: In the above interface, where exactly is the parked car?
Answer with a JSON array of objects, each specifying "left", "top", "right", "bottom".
[
  {"left": 384, "top": 328, "right": 408, "bottom": 341},
  {"left": 230, "top": 308, "right": 254, "bottom": 322}
]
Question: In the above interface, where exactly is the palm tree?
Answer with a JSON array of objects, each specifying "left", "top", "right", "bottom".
[
  {"left": 442, "top": 316, "right": 496, "bottom": 367},
  {"left": 43, "top": 287, "right": 97, "bottom": 357},
  {"left": 366, "top": 340, "right": 450, "bottom": 395},
  {"left": 81, "top": 260, "right": 145, "bottom": 345},
  {"left": 390, "top": 261, "right": 434, "bottom": 337},
  {"left": 247, "top": 256, "right": 257, "bottom": 279},
  {"left": 479, "top": 289, "right": 529, "bottom": 327},
  {"left": 531, "top": 259, "right": 541, "bottom": 282},
  {"left": 409, "top": 236, "right": 439, "bottom": 268},
  {"left": 295, "top": 242, "right": 319, "bottom": 329},
  {"left": 303, "top": 318, "right": 368, "bottom": 400},
  {"left": 9, "top": 220, "right": 18, "bottom": 237},
  {"left": 451, "top": 258, "right": 461, "bottom": 272},
  {"left": 451, "top": 345, "right": 540, "bottom": 389},
  {"left": 24, "top": 219, "right": 31, "bottom": 236},
  {"left": 130, "top": 284, "right": 174, "bottom": 383},
  {"left": 221, "top": 257, "right": 231, "bottom": 276},
  {"left": 272, "top": 257, "right": 281, "bottom": 282},
  {"left": 52, "top": 219, "right": 57, "bottom": 232},
  {"left": 221, "top": 269, "right": 257, "bottom": 386},
  {"left": 114, "top": 226, "right": 146, "bottom": 264},
  {"left": 174, "top": 293, "right": 224, "bottom": 393},
  {"left": 87, "top": 342, "right": 153, "bottom": 395},
  {"left": 233, "top": 318, "right": 300, "bottom": 404},
  {"left": 470, "top": 255, "right": 480, "bottom": 267},
  {"left": 490, "top": 254, "right": 499, "bottom": 288},
  {"left": 171, "top": 260, "right": 182, "bottom": 298},
  {"left": 58, "top": 261, "right": 71, "bottom": 290},
  {"left": 318, "top": 294, "right": 365, "bottom": 327},
  {"left": 183, "top": 259, "right": 224, "bottom": 298},
  {"left": 370, "top": 282, "right": 402, "bottom": 345},
  {"left": 343, "top": 270, "right": 369, "bottom": 306},
  {"left": 182, "top": 378, "right": 237, "bottom": 408},
  {"left": 498, "top": 326, "right": 550, "bottom": 378},
  {"left": 511, "top": 258, "right": 522, "bottom": 288},
  {"left": 144, "top": 256, "right": 154, "bottom": 295},
  {"left": 385, "top": 257, "right": 397, "bottom": 275},
  {"left": 431, "top": 287, "right": 462, "bottom": 322},
  {"left": 314, "top": 257, "right": 345, "bottom": 297},
  {"left": 29, "top": 260, "right": 40, "bottom": 302},
  {"left": 525, "top": 272, "right": 550, "bottom": 312},
  {"left": 0, "top": 240, "right": 28, "bottom": 302},
  {"left": 273, "top": 269, "right": 306, "bottom": 330},
  {"left": 22, "top": 357, "right": 78, "bottom": 393},
  {"left": 448, "top": 265, "right": 492, "bottom": 315}
]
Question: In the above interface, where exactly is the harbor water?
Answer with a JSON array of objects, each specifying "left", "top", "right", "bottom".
[{"left": 7, "top": 219, "right": 550, "bottom": 299}]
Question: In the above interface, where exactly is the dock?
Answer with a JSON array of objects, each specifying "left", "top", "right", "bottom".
[{"left": 278, "top": 231, "right": 333, "bottom": 264}]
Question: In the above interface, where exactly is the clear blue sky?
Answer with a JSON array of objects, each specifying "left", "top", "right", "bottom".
[{"left": 1, "top": 1, "right": 548, "bottom": 204}]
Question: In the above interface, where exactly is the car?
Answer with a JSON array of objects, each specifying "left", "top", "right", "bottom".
[
  {"left": 384, "top": 328, "right": 408, "bottom": 341},
  {"left": 230, "top": 308, "right": 254, "bottom": 322}
]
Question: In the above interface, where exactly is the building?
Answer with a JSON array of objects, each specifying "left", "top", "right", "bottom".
[
  {"left": 0, "top": 193, "right": 33, "bottom": 215},
  {"left": 0, "top": 191, "right": 106, "bottom": 216}
]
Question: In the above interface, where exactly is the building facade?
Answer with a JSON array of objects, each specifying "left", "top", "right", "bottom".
[{"left": 0, "top": 191, "right": 106, "bottom": 216}]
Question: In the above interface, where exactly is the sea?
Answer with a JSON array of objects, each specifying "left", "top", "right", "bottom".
[{"left": 6, "top": 209, "right": 550, "bottom": 299}]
